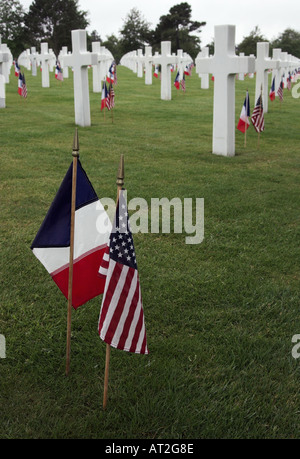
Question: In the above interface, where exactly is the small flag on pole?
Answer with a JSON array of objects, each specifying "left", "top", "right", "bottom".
[
  {"left": 15, "top": 61, "right": 20, "bottom": 77},
  {"left": 251, "top": 94, "right": 265, "bottom": 133},
  {"left": 269, "top": 77, "right": 276, "bottom": 101},
  {"left": 98, "top": 189, "right": 148, "bottom": 355},
  {"left": 21, "top": 73, "right": 27, "bottom": 98},
  {"left": 101, "top": 81, "right": 108, "bottom": 111},
  {"left": 55, "top": 62, "right": 63, "bottom": 81},
  {"left": 174, "top": 71, "right": 180, "bottom": 90},
  {"left": 18, "top": 72, "right": 23, "bottom": 95},
  {"left": 277, "top": 80, "right": 284, "bottom": 102},
  {"left": 31, "top": 160, "right": 111, "bottom": 309},
  {"left": 237, "top": 91, "right": 250, "bottom": 133},
  {"left": 180, "top": 74, "right": 186, "bottom": 92},
  {"left": 154, "top": 65, "right": 159, "bottom": 78}
]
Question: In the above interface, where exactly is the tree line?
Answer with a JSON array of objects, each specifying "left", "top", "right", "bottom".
[{"left": 1, "top": 0, "right": 300, "bottom": 62}]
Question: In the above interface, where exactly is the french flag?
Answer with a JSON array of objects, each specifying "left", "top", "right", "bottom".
[
  {"left": 18, "top": 73, "right": 23, "bottom": 95},
  {"left": 237, "top": 91, "right": 250, "bottom": 133},
  {"left": 174, "top": 71, "right": 180, "bottom": 89},
  {"left": 154, "top": 65, "right": 159, "bottom": 78},
  {"left": 269, "top": 77, "right": 276, "bottom": 101},
  {"left": 101, "top": 82, "right": 108, "bottom": 110},
  {"left": 31, "top": 161, "right": 111, "bottom": 309}
]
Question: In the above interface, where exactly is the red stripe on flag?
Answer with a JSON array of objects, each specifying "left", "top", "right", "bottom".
[{"left": 52, "top": 246, "right": 107, "bottom": 309}]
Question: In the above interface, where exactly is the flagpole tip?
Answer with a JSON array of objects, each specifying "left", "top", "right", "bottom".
[
  {"left": 72, "top": 128, "right": 79, "bottom": 157},
  {"left": 116, "top": 154, "right": 124, "bottom": 189}
]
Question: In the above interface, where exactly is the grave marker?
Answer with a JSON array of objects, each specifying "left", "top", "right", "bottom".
[
  {"left": 196, "top": 25, "right": 255, "bottom": 157},
  {"left": 63, "top": 30, "right": 98, "bottom": 127}
]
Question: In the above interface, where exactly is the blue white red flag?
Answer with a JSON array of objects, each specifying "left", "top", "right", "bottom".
[
  {"left": 269, "top": 77, "right": 276, "bottom": 101},
  {"left": 174, "top": 71, "right": 180, "bottom": 89},
  {"left": 106, "top": 62, "right": 115, "bottom": 84},
  {"left": 98, "top": 190, "right": 148, "bottom": 355},
  {"left": 154, "top": 65, "right": 159, "bottom": 78},
  {"left": 101, "top": 81, "right": 108, "bottom": 110},
  {"left": 31, "top": 161, "right": 111, "bottom": 309},
  {"left": 237, "top": 91, "right": 250, "bottom": 133},
  {"left": 18, "top": 72, "right": 23, "bottom": 95},
  {"left": 15, "top": 62, "right": 20, "bottom": 77},
  {"left": 55, "top": 63, "right": 63, "bottom": 81}
]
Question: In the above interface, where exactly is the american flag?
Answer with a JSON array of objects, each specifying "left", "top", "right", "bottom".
[
  {"left": 106, "top": 84, "right": 115, "bottom": 110},
  {"left": 251, "top": 95, "right": 264, "bottom": 133},
  {"left": 22, "top": 73, "right": 27, "bottom": 98},
  {"left": 98, "top": 190, "right": 148, "bottom": 355},
  {"left": 277, "top": 80, "right": 284, "bottom": 101}
]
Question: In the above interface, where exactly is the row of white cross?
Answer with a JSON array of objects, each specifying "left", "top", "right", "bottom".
[
  {"left": 0, "top": 30, "right": 114, "bottom": 127},
  {"left": 120, "top": 42, "right": 193, "bottom": 100},
  {"left": 121, "top": 25, "right": 300, "bottom": 157}
]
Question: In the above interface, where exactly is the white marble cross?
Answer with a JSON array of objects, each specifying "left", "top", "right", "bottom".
[
  {"left": 137, "top": 49, "right": 144, "bottom": 78},
  {"left": 144, "top": 46, "right": 153, "bottom": 85},
  {"left": 30, "top": 47, "right": 38, "bottom": 76},
  {"left": 0, "top": 43, "right": 11, "bottom": 83},
  {"left": 59, "top": 46, "right": 70, "bottom": 79},
  {"left": 196, "top": 25, "right": 255, "bottom": 157},
  {"left": 0, "top": 38, "right": 9, "bottom": 107},
  {"left": 38, "top": 43, "right": 51, "bottom": 87},
  {"left": 152, "top": 41, "right": 178, "bottom": 100},
  {"left": 92, "top": 41, "right": 102, "bottom": 93},
  {"left": 196, "top": 47, "right": 210, "bottom": 89},
  {"left": 238, "top": 53, "right": 245, "bottom": 80},
  {"left": 280, "top": 52, "right": 288, "bottom": 87},
  {"left": 272, "top": 48, "right": 282, "bottom": 95},
  {"left": 255, "top": 42, "right": 279, "bottom": 113},
  {"left": 63, "top": 30, "right": 98, "bottom": 127}
]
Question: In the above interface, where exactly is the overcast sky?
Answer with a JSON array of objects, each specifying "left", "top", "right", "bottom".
[{"left": 19, "top": 0, "right": 300, "bottom": 47}]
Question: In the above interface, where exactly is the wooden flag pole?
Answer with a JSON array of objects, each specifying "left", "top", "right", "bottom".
[
  {"left": 65, "top": 128, "right": 79, "bottom": 376},
  {"left": 103, "top": 154, "right": 124, "bottom": 410}
]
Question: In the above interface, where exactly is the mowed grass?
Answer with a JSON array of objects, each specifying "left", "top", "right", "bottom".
[{"left": 0, "top": 65, "right": 300, "bottom": 439}]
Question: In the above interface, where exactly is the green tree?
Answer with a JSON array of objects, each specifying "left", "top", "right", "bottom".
[
  {"left": 154, "top": 2, "right": 206, "bottom": 59},
  {"left": 237, "top": 26, "right": 266, "bottom": 55},
  {"left": 24, "top": 0, "right": 89, "bottom": 56},
  {"left": 102, "top": 34, "right": 122, "bottom": 63},
  {"left": 0, "top": 0, "right": 25, "bottom": 57},
  {"left": 271, "top": 28, "right": 300, "bottom": 58},
  {"left": 119, "top": 8, "right": 152, "bottom": 55}
]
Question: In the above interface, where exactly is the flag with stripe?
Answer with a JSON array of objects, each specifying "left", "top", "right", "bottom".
[
  {"left": 174, "top": 71, "right": 180, "bottom": 89},
  {"left": 251, "top": 95, "right": 265, "bottom": 133},
  {"left": 98, "top": 189, "right": 148, "bottom": 355},
  {"left": 22, "top": 73, "right": 27, "bottom": 98},
  {"left": 31, "top": 160, "right": 111, "bottom": 309},
  {"left": 18, "top": 72, "right": 23, "bottom": 95},
  {"left": 277, "top": 80, "right": 284, "bottom": 101}
]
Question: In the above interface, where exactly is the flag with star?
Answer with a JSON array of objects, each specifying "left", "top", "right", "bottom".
[{"left": 98, "top": 189, "right": 148, "bottom": 355}]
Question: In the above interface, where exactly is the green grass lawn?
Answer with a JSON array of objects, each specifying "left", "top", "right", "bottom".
[{"left": 0, "top": 65, "right": 300, "bottom": 439}]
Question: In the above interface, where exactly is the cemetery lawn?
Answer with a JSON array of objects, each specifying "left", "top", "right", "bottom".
[{"left": 0, "top": 66, "right": 300, "bottom": 440}]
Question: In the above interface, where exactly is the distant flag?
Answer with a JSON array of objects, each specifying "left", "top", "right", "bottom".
[
  {"left": 106, "top": 83, "right": 115, "bottom": 111},
  {"left": 237, "top": 91, "right": 250, "bottom": 133},
  {"left": 101, "top": 81, "right": 108, "bottom": 111},
  {"left": 211, "top": 75, "right": 215, "bottom": 81},
  {"left": 154, "top": 65, "right": 159, "bottom": 78},
  {"left": 106, "top": 62, "right": 115, "bottom": 84},
  {"left": 174, "top": 71, "right": 180, "bottom": 89},
  {"left": 98, "top": 189, "right": 148, "bottom": 355},
  {"left": 277, "top": 80, "right": 284, "bottom": 102},
  {"left": 31, "top": 160, "right": 111, "bottom": 309},
  {"left": 15, "top": 61, "right": 20, "bottom": 77},
  {"left": 180, "top": 74, "right": 186, "bottom": 92},
  {"left": 18, "top": 72, "right": 23, "bottom": 96},
  {"left": 184, "top": 65, "right": 190, "bottom": 76},
  {"left": 251, "top": 94, "right": 265, "bottom": 133},
  {"left": 21, "top": 73, "right": 27, "bottom": 98},
  {"left": 287, "top": 73, "right": 291, "bottom": 91},
  {"left": 269, "top": 77, "right": 276, "bottom": 101},
  {"left": 55, "top": 62, "right": 63, "bottom": 81}
]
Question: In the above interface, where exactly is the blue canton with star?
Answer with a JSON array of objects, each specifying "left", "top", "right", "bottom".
[{"left": 109, "top": 190, "right": 137, "bottom": 270}]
